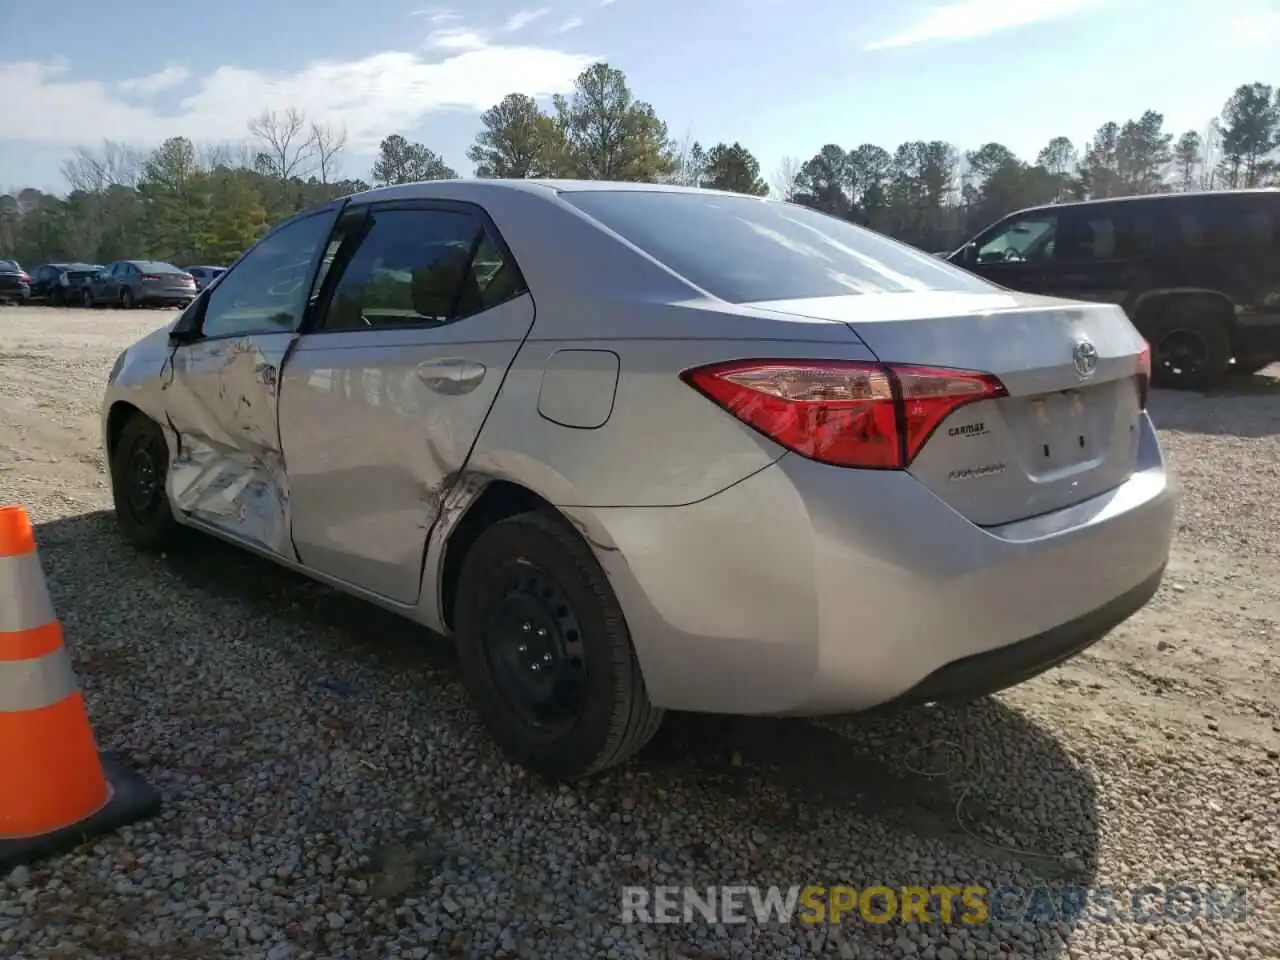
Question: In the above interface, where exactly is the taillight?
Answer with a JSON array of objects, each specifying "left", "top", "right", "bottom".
[
  {"left": 682, "top": 359, "right": 1007, "bottom": 470},
  {"left": 140, "top": 274, "right": 161, "bottom": 281},
  {"left": 1136, "top": 341, "right": 1150, "bottom": 410},
  {"left": 18, "top": 272, "right": 29, "bottom": 283}
]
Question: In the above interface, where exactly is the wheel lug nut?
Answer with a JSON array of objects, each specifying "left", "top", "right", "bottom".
[
  {"left": 521, "top": 622, "right": 532, "bottom": 632},
  {"left": 517, "top": 644, "right": 527, "bottom": 654},
  {"left": 542, "top": 653, "right": 552, "bottom": 663},
  {"left": 536, "top": 627, "right": 547, "bottom": 637}
]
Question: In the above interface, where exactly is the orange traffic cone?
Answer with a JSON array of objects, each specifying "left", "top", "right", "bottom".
[{"left": 0, "top": 504, "right": 159, "bottom": 869}]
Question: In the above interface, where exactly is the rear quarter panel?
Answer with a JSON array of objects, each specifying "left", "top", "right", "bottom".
[{"left": 468, "top": 301, "right": 878, "bottom": 507}]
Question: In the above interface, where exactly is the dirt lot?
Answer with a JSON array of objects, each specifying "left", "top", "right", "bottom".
[{"left": 0, "top": 306, "right": 1277, "bottom": 959}]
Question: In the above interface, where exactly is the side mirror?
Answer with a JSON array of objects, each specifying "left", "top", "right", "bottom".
[{"left": 169, "top": 299, "right": 204, "bottom": 344}]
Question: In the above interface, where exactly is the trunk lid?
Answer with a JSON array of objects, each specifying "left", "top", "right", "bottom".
[{"left": 747, "top": 290, "right": 1148, "bottom": 526}]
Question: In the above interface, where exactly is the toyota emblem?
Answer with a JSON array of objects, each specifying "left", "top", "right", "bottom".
[{"left": 1073, "top": 339, "right": 1098, "bottom": 379}]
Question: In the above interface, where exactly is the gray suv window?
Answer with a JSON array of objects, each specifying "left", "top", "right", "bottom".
[{"left": 562, "top": 190, "right": 992, "bottom": 303}]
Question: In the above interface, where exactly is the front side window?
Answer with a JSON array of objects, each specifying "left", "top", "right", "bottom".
[
  {"left": 976, "top": 214, "right": 1058, "bottom": 264},
  {"left": 200, "top": 211, "right": 337, "bottom": 338},
  {"left": 316, "top": 207, "right": 518, "bottom": 332},
  {"left": 562, "top": 190, "right": 991, "bottom": 303}
]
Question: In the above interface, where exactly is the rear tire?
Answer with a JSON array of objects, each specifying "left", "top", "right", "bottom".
[
  {"left": 82, "top": 288, "right": 95, "bottom": 308},
  {"left": 120, "top": 287, "right": 135, "bottom": 309},
  {"left": 109, "top": 413, "right": 182, "bottom": 552},
  {"left": 1146, "top": 301, "right": 1231, "bottom": 391},
  {"left": 453, "top": 510, "right": 663, "bottom": 781}
]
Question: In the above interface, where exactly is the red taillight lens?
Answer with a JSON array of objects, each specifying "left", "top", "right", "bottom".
[
  {"left": 18, "top": 272, "right": 29, "bottom": 283},
  {"left": 140, "top": 274, "right": 161, "bottom": 281},
  {"left": 682, "top": 359, "right": 1007, "bottom": 470},
  {"left": 1136, "top": 341, "right": 1151, "bottom": 410}
]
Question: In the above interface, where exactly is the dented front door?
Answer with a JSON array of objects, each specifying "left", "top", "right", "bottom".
[{"left": 162, "top": 332, "right": 298, "bottom": 557}]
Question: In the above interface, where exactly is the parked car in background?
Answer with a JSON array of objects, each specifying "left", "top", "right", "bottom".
[
  {"left": 0, "top": 259, "right": 30, "bottom": 304},
  {"left": 27, "top": 262, "right": 103, "bottom": 305},
  {"left": 100, "top": 180, "right": 1174, "bottom": 780},
  {"left": 83, "top": 260, "right": 197, "bottom": 309},
  {"left": 184, "top": 265, "right": 226, "bottom": 292},
  {"left": 949, "top": 188, "right": 1280, "bottom": 389}
]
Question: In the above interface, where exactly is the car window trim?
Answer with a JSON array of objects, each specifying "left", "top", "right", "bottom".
[
  {"left": 299, "top": 197, "right": 529, "bottom": 337},
  {"left": 183, "top": 202, "right": 349, "bottom": 344}
]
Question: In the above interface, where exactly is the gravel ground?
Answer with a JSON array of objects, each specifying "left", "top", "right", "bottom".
[{"left": 0, "top": 306, "right": 1277, "bottom": 960}]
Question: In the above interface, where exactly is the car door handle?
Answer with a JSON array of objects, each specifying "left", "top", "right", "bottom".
[{"left": 416, "top": 359, "right": 487, "bottom": 395}]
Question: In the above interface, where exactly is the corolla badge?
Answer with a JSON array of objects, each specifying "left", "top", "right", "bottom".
[{"left": 1072, "top": 338, "right": 1099, "bottom": 379}]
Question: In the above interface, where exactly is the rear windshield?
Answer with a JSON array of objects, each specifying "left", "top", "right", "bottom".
[
  {"left": 134, "top": 261, "right": 183, "bottom": 273},
  {"left": 561, "top": 190, "right": 993, "bottom": 304},
  {"left": 0, "top": 260, "right": 19, "bottom": 271}
]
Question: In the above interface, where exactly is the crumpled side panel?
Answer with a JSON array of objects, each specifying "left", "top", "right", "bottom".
[{"left": 162, "top": 334, "right": 296, "bottom": 557}]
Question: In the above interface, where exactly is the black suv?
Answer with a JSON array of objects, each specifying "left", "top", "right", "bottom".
[{"left": 949, "top": 189, "right": 1280, "bottom": 389}]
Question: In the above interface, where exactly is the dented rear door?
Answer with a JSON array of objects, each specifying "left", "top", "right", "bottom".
[{"left": 159, "top": 205, "right": 344, "bottom": 557}]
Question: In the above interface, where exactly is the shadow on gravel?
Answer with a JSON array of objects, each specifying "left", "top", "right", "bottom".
[
  {"left": 1148, "top": 374, "right": 1280, "bottom": 439},
  {"left": 36, "top": 510, "right": 1098, "bottom": 958},
  {"left": 644, "top": 704, "right": 1100, "bottom": 880}
]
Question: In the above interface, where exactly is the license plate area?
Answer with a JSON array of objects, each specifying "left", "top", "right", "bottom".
[{"left": 1009, "top": 385, "right": 1114, "bottom": 476}]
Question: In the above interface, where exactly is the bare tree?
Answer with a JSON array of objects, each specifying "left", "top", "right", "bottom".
[
  {"left": 248, "top": 108, "right": 316, "bottom": 180},
  {"left": 310, "top": 122, "right": 349, "bottom": 184},
  {"left": 770, "top": 155, "right": 801, "bottom": 200},
  {"left": 60, "top": 140, "right": 143, "bottom": 192},
  {"left": 1200, "top": 118, "right": 1222, "bottom": 190},
  {"left": 199, "top": 140, "right": 257, "bottom": 170}
]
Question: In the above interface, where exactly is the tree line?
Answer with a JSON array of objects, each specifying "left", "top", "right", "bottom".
[{"left": 1, "top": 63, "right": 1278, "bottom": 268}]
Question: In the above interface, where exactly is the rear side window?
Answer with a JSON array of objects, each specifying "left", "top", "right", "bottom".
[
  {"left": 561, "top": 190, "right": 991, "bottom": 303},
  {"left": 316, "top": 206, "right": 524, "bottom": 332},
  {"left": 1176, "top": 197, "right": 1275, "bottom": 249}
]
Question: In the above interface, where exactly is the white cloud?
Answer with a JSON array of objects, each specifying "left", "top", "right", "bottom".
[
  {"left": 410, "top": 7, "right": 460, "bottom": 24},
  {"left": 865, "top": 0, "right": 1104, "bottom": 50},
  {"left": 1214, "top": 11, "right": 1280, "bottom": 49},
  {"left": 117, "top": 64, "right": 190, "bottom": 96},
  {"left": 504, "top": 7, "right": 551, "bottom": 30},
  {"left": 555, "top": 16, "right": 585, "bottom": 32},
  {"left": 424, "top": 27, "right": 489, "bottom": 51},
  {"left": 0, "top": 36, "right": 596, "bottom": 151}
]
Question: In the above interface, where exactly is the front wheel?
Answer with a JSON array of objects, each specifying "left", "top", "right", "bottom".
[
  {"left": 82, "top": 288, "right": 95, "bottom": 308},
  {"left": 454, "top": 511, "right": 663, "bottom": 781},
  {"left": 109, "top": 413, "right": 182, "bottom": 551}
]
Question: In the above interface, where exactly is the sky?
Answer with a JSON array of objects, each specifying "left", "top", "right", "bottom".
[{"left": 1, "top": 0, "right": 1278, "bottom": 195}]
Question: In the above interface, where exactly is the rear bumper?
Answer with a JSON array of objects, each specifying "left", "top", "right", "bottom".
[
  {"left": 883, "top": 563, "right": 1163, "bottom": 708},
  {"left": 579, "top": 412, "right": 1177, "bottom": 716},
  {"left": 1234, "top": 315, "right": 1280, "bottom": 359},
  {"left": 0, "top": 282, "right": 28, "bottom": 300}
]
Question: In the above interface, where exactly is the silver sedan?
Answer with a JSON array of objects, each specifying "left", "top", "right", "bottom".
[{"left": 100, "top": 180, "right": 1177, "bottom": 779}]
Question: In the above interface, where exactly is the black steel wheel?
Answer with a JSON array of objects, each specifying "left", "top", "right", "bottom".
[
  {"left": 481, "top": 565, "right": 588, "bottom": 734},
  {"left": 454, "top": 510, "right": 663, "bottom": 780},
  {"left": 1147, "top": 302, "right": 1231, "bottom": 391},
  {"left": 109, "top": 413, "right": 181, "bottom": 550}
]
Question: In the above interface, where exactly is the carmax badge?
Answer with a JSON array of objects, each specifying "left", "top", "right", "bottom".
[{"left": 948, "top": 464, "right": 1007, "bottom": 482}]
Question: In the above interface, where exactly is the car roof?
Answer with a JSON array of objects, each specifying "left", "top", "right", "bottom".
[
  {"left": 1003, "top": 187, "right": 1280, "bottom": 221},
  {"left": 345, "top": 178, "right": 768, "bottom": 204}
]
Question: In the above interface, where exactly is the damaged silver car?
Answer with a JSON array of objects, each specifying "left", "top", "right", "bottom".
[{"left": 102, "top": 180, "right": 1176, "bottom": 780}]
